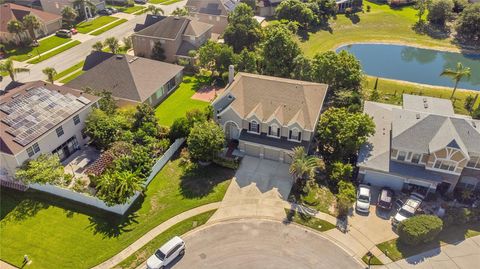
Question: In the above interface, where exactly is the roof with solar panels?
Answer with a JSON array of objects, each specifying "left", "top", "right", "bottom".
[{"left": 0, "top": 81, "right": 100, "bottom": 155}]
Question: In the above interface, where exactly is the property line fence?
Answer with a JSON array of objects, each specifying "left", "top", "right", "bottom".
[{"left": 29, "top": 138, "right": 185, "bottom": 215}]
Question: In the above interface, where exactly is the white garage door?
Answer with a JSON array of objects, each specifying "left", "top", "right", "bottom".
[
  {"left": 244, "top": 144, "right": 261, "bottom": 157},
  {"left": 363, "top": 170, "right": 405, "bottom": 191},
  {"left": 264, "top": 148, "right": 281, "bottom": 162}
]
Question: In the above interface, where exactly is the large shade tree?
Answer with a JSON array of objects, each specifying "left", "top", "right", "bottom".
[
  {"left": 15, "top": 154, "right": 68, "bottom": 185},
  {"left": 224, "top": 3, "right": 262, "bottom": 53},
  {"left": 455, "top": 3, "right": 480, "bottom": 42},
  {"left": 0, "top": 59, "right": 30, "bottom": 81},
  {"left": 187, "top": 121, "right": 225, "bottom": 162},
  {"left": 427, "top": 0, "right": 454, "bottom": 26},
  {"left": 440, "top": 62, "right": 471, "bottom": 98},
  {"left": 276, "top": 0, "right": 315, "bottom": 29}
]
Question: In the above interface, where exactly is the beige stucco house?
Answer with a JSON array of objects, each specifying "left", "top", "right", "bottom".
[
  {"left": 213, "top": 72, "right": 328, "bottom": 163},
  {"left": 186, "top": 0, "right": 239, "bottom": 34},
  {"left": 132, "top": 16, "right": 213, "bottom": 63},
  {"left": 39, "top": 0, "right": 105, "bottom": 18},
  {"left": 0, "top": 81, "right": 100, "bottom": 181},
  {"left": 357, "top": 94, "right": 480, "bottom": 195}
]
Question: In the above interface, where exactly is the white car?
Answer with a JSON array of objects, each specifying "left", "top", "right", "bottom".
[
  {"left": 147, "top": 236, "right": 185, "bottom": 269},
  {"left": 392, "top": 194, "right": 423, "bottom": 226},
  {"left": 355, "top": 184, "right": 371, "bottom": 213}
]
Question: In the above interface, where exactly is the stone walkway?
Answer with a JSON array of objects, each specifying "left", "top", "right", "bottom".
[{"left": 91, "top": 202, "right": 221, "bottom": 269}]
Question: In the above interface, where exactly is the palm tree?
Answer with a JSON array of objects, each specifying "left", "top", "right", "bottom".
[
  {"left": 114, "top": 171, "right": 143, "bottom": 200},
  {"left": 171, "top": 7, "right": 189, "bottom": 16},
  {"left": 123, "top": 36, "right": 132, "bottom": 51},
  {"left": 92, "top": 41, "right": 103, "bottom": 51},
  {"left": 7, "top": 20, "right": 24, "bottom": 44},
  {"left": 96, "top": 171, "right": 143, "bottom": 205},
  {"left": 42, "top": 67, "right": 57, "bottom": 84},
  {"left": 61, "top": 6, "right": 78, "bottom": 28},
  {"left": 289, "top": 147, "right": 320, "bottom": 187},
  {"left": 440, "top": 62, "right": 471, "bottom": 99},
  {"left": 147, "top": 5, "right": 164, "bottom": 15},
  {"left": 72, "top": 0, "right": 96, "bottom": 19},
  {"left": 104, "top": 37, "right": 119, "bottom": 54},
  {"left": 0, "top": 59, "right": 30, "bottom": 82},
  {"left": 22, "top": 14, "right": 41, "bottom": 41}
]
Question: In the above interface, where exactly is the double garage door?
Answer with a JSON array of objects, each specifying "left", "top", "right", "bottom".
[
  {"left": 363, "top": 170, "right": 405, "bottom": 191},
  {"left": 244, "top": 143, "right": 291, "bottom": 163}
]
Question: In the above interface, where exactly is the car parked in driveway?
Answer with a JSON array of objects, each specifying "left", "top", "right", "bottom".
[
  {"left": 147, "top": 236, "right": 185, "bottom": 269},
  {"left": 356, "top": 184, "right": 371, "bottom": 213},
  {"left": 106, "top": 7, "right": 118, "bottom": 13},
  {"left": 98, "top": 9, "right": 112, "bottom": 15},
  {"left": 56, "top": 29, "right": 72, "bottom": 38},
  {"left": 377, "top": 187, "right": 394, "bottom": 210},
  {"left": 135, "top": 0, "right": 148, "bottom": 4},
  {"left": 70, "top": 28, "right": 78, "bottom": 35},
  {"left": 392, "top": 194, "right": 423, "bottom": 227}
]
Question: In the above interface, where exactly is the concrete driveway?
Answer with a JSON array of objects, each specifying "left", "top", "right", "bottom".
[
  {"left": 172, "top": 219, "right": 363, "bottom": 269},
  {"left": 208, "top": 156, "right": 292, "bottom": 222}
]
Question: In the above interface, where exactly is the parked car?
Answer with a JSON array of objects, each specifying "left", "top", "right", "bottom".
[
  {"left": 356, "top": 184, "right": 371, "bottom": 213},
  {"left": 98, "top": 9, "right": 112, "bottom": 15},
  {"left": 392, "top": 194, "right": 423, "bottom": 226},
  {"left": 377, "top": 187, "right": 394, "bottom": 210},
  {"left": 147, "top": 236, "right": 185, "bottom": 269},
  {"left": 56, "top": 29, "right": 72, "bottom": 38},
  {"left": 70, "top": 28, "right": 78, "bottom": 35},
  {"left": 106, "top": 7, "right": 118, "bottom": 13},
  {"left": 135, "top": 0, "right": 148, "bottom": 4}
]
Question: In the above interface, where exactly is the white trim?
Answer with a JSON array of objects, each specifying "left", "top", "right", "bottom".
[
  {"left": 288, "top": 127, "right": 302, "bottom": 143},
  {"left": 267, "top": 123, "right": 281, "bottom": 139},
  {"left": 248, "top": 120, "right": 260, "bottom": 134}
]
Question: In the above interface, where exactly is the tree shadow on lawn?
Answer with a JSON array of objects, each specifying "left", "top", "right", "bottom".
[
  {"left": 179, "top": 163, "right": 235, "bottom": 199},
  {"left": 1, "top": 189, "right": 51, "bottom": 222},
  {"left": 412, "top": 22, "right": 451, "bottom": 40}
]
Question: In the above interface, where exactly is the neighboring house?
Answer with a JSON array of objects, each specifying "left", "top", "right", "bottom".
[
  {"left": 133, "top": 14, "right": 165, "bottom": 32},
  {"left": 388, "top": 0, "right": 415, "bottom": 6},
  {"left": 0, "top": 3, "right": 62, "bottom": 43},
  {"left": 132, "top": 16, "right": 213, "bottom": 63},
  {"left": 0, "top": 81, "right": 100, "bottom": 181},
  {"left": 66, "top": 52, "right": 184, "bottom": 107},
  {"left": 185, "top": 0, "right": 239, "bottom": 34},
  {"left": 39, "top": 0, "right": 105, "bottom": 18},
  {"left": 256, "top": 0, "right": 283, "bottom": 17},
  {"left": 10, "top": 0, "right": 43, "bottom": 9},
  {"left": 213, "top": 72, "right": 328, "bottom": 164},
  {"left": 357, "top": 94, "right": 480, "bottom": 196},
  {"left": 336, "top": 0, "right": 362, "bottom": 13}
]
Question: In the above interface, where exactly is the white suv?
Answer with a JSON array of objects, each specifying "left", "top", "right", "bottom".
[
  {"left": 392, "top": 194, "right": 423, "bottom": 227},
  {"left": 356, "top": 184, "right": 371, "bottom": 213},
  {"left": 147, "top": 236, "right": 185, "bottom": 269}
]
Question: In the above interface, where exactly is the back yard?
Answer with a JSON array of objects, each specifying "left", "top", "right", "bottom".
[{"left": 0, "top": 158, "right": 233, "bottom": 269}]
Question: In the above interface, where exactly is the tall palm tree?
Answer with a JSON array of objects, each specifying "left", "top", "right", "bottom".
[
  {"left": 440, "top": 62, "right": 471, "bottom": 99},
  {"left": 92, "top": 41, "right": 103, "bottom": 51},
  {"left": 0, "top": 59, "right": 30, "bottom": 82},
  {"left": 289, "top": 147, "right": 320, "bottom": 186},
  {"left": 7, "top": 20, "right": 24, "bottom": 44},
  {"left": 22, "top": 14, "right": 41, "bottom": 41},
  {"left": 147, "top": 5, "right": 164, "bottom": 15},
  {"left": 42, "top": 67, "right": 57, "bottom": 84},
  {"left": 114, "top": 171, "right": 143, "bottom": 200},
  {"left": 104, "top": 37, "right": 119, "bottom": 54}
]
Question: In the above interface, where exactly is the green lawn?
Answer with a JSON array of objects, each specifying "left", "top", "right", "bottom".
[
  {"left": 27, "top": 41, "right": 81, "bottom": 64},
  {"left": 0, "top": 158, "right": 233, "bottom": 269},
  {"left": 108, "top": 5, "right": 145, "bottom": 14},
  {"left": 300, "top": 1, "right": 457, "bottom": 56},
  {"left": 5, "top": 36, "right": 72, "bottom": 62},
  {"left": 363, "top": 76, "right": 480, "bottom": 116},
  {"left": 59, "top": 69, "right": 85, "bottom": 84},
  {"left": 377, "top": 224, "right": 480, "bottom": 261},
  {"left": 285, "top": 209, "right": 336, "bottom": 232},
  {"left": 90, "top": 19, "right": 128, "bottom": 36},
  {"left": 298, "top": 183, "right": 336, "bottom": 216},
  {"left": 54, "top": 61, "right": 85, "bottom": 80},
  {"left": 149, "top": 0, "right": 181, "bottom": 4},
  {"left": 361, "top": 253, "right": 383, "bottom": 266},
  {"left": 114, "top": 210, "right": 216, "bottom": 269},
  {"left": 76, "top": 16, "right": 119, "bottom": 34},
  {"left": 155, "top": 76, "right": 210, "bottom": 127}
]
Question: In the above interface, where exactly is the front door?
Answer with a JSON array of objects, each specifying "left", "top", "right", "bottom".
[{"left": 225, "top": 122, "right": 239, "bottom": 140}]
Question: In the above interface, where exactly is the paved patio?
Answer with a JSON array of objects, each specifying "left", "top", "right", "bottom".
[{"left": 208, "top": 156, "right": 293, "bottom": 222}]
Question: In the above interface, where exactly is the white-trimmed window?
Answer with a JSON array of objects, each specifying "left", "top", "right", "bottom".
[
  {"left": 268, "top": 124, "right": 280, "bottom": 138},
  {"left": 411, "top": 153, "right": 421, "bottom": 164},
  {"left": 56, "top": 126, "right": 64, "bottom": 137},
  {"left": 289, "top": 128, "right": 302, "bottom": 142},
  {"left": 467, "top": 156, "right": 480, "bottom": 170},
  {"left": 73, "top": 115, "right": 80, "bottom": 125},
  {"left": 397, "top": 151, "right": 407, "bottom": 161},
  {"left": 27, "top": 142, "right": 40, "bottom": 157},
  {"left": 249, "top": 120, "right": 260, "bottom": 133},
  {"left": 433, "top": 159, "right": 457, "bottom": 172}
]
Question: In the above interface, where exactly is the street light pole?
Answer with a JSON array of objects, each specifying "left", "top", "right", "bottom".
[{"left": 366, "top": 251, "right": 373, "bottom": 269}]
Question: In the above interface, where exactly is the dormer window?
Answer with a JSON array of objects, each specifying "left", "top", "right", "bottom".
[
  {"left": 249, "top": 120, "right": 260, "bottom": 134},
  {"left": 268, "top": 124, "right": 280, "bottom": 138},
  {"left": 433, "top": 159, "right": 457, "bottom": 172},
  {"left": 289, "top": 128, "right": 302, "bottom": 142}
]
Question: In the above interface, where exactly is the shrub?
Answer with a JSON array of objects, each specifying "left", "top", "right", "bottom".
[
  {"left": 170, "top": 117, "right": 190, "bottom": 141},
  {"left": 336, "top": 180, "right": 356, "bottom": 216},
  {"left": 329, "top": 162, "right": 353, "bottom": 182},
  {"left": 187, "top": 121, "right": 225, "bottom": 162},
  {"left": 366, "top": 5, "right": 371, "bottom": 12},
  {"left": 398, "top": 215, "right": 443, "bottom": 245},
  {"left": 443, "top": 207, "right": 470, "bottom": 227}
]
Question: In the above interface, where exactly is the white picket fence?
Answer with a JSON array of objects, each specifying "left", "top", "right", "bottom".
[{"left": 29, "top": 138, "right": 185, "bottom": 215}]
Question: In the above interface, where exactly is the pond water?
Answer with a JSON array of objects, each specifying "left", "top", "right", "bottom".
[{"left": 337, "top": 44, "right": 480, "bottom": 91}]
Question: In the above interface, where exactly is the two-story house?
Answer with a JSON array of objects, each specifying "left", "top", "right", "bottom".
[
  {"left": 39, "top": 0, "right": 105, "bottom": 18},
  {"left": 0, "top": 81, "right": 100, "bottom": 182},
  {"left": 132, "top": 16, "right": 213, "bottom": 63},
  {"left": 186, "top": 0, "right": 239, "bottom": 34},
  {"left": 357, "top": 94, "right": 480, "bottom": 196},
  {"left": 213, "top": 72, "right": 328, "bottom": 163}
]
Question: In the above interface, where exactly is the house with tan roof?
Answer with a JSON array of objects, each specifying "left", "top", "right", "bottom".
[
  {"left": 0, "top": 81, "right": 100, "bottom": 181},
  {"left": 213, "top": 72, "right": 328, "bottom": 163},
  {"left": 132, "top": 16, "right": 213, "bottom": 63},
  {"left": 0, "top": 3, "right": 62, "bottom": 43},
  {"left": 357, "top": 94, "right": 480, "bottom": 196}
]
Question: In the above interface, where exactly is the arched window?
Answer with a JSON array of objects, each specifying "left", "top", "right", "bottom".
[
  {"left": 289, "top": 128, "right": 302, "bottom": 142},
  {"left": 249, "top": 120, "right": 260, "bottom": 134},
  {"left": 268, "top": 124, "right": 280, "bottom": 138}
]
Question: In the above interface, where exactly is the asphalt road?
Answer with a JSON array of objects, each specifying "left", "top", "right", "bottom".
[{"left": 168, "top": 219, "right": 362, "bottom": 269}]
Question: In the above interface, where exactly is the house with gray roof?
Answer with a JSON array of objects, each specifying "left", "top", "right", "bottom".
[
  {"left": 186, "top": 0, "right": 239, "bottom": 34},
  {"left": 132, "top": 16, "right": 213, "bottom": 63},
  {"left": 66, "top": 52, "right": 184, "bottom": 107},
  {"left": 213, "top": 72, "right": 328, "bottom": 163},
  {"left": 357, "top": 94, "right": 480, "bottom": 195}
]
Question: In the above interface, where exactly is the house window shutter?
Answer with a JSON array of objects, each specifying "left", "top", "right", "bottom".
[
  {"left": 298, "top": 132, "right": 302, "bottom": 141},
  {"left": 268, "top": 126, "right": 271, "bottom": 135},
  {"left": 277, "top": 127, "right": 280, "bottom": 137},
  {"left": 289, "top": 130, "right": 292, "bottom": 139},
  {"left": 248, "top": 122, "right": 251, "bottom": 131}
]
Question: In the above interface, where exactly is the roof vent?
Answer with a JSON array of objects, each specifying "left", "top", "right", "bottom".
[
  {"left": 423, "top": 97, "right": 428, "bottom": 103},
  {"left": 128, "top": 56, "right": 139, "bottom": 63},
  {"left": 228, "top": 95, "right": 233, "bottom": 100},
  {"left": 424, "top": 103, "right": 429, "bottom": 109},
  {"left": 116, "top": 54, "right": 124, "bottom": 59},
  {"left": 25, "top": 87, "right": 35, "bottom": 92},
  {"left": 11, "top": 93, "right": 21, "bottom": 99},
  {"left": 416, "top": 114, "right": 421, "bottom": 119},
  {"left": 473, "top": 121, "right": 477, "bottom": 128}
]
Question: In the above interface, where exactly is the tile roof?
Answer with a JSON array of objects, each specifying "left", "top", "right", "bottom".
[{"left": 0, "top": 3, "right": 61, "bottom": 32}]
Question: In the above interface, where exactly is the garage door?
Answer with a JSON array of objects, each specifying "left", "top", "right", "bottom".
[
  {"left": 363, "top": 170, "right": 405, "bottom": 191},
  {"left": 264, "top": 148, "right": 281, "bottom": 162},
  {"left": 244, "top": 143, "right": 261, "bottom": 157}
]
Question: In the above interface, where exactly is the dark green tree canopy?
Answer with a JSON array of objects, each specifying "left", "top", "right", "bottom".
[
  {"left": 455, "top": 3, "right": 480, "bottom": 42},
  {"left": 151, "top": 41, "right": 166, "bottom": 61},
  {"left": 427, "top": 0, "right": 454, "bottom": 26},
  {"left": 16, "top": 154, "right": 69, "bottom": 185},
  {"left": 224, "top": 3, "right": 262, "bottom": 53},
  {"left": 276, "top": 0, "right": 316, "bottom": 29},
  {"left": 187, "top": 121, "right": 225, "bottom": 162}
]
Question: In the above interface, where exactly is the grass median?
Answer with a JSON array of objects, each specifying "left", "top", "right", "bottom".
[
  {"left": 27, "top": 40, "right": 81, "bottom": 64},
  {"left": 76, "top": 16, "right": 118, "bottom": 34},
  {"left": 90, "top": 19, "right": 128, "bottom": 36},
  {"left": 5, "top": 36, "right": 72, "bottom": 62}
]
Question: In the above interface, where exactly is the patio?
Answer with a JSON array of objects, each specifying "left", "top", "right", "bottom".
[{"left": 62, "top": 146, "right": 100, "bottom": 189}]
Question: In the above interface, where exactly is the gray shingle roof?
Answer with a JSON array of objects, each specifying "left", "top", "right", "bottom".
[
  {"left": 186, "top": 0, "right": 239, "bottom": 16},
  {"left": 136, "top": 16, "right": 188, "bottom": 39}
]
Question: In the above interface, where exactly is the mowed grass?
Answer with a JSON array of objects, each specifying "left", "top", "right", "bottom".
[
  {"left": 108, "top": 5, "right": 145, "bottom": 14},
  {"left": 284, "top": 209, "right": 336, "bottom": 232},
  {"left": 59, "top": 70, "right": 85, "bottom": 84},
  {"left": 300, "top": 1, "right": 457, "bottom": 56},
  {"left": 363, "top": 76, "right": 480, "bottom": 116},
  {"left": 54, "top": 61, "right": 85, "bottom": 80},
  {"left": 27, "top": 41, "right": 81, "bottom": 64},
  {"left": 155, "top": 76, "right": 210, "bottom": 127},
  {"left": 0, "top": 158, "right": 233, "bottom": 269},
  {"left": 90, "top": 19, "right": 128, "bottom": 36},
  {"left": 149, "top": 0, "right": 182, "bottom": 4},
  {"left": 5, "top": 36, "right": 72, "bottom": 62},
  {"left": 76, "top": 16, "right": 119, "bottom": 34},
  {"left": 361, "top": 253, "right": 383, "bottom": 265},
  {"left": 377, "top": 224, "right": 480, "bottom": 261},
  {"left": 114, "top": 210, "right": 216, "bottom": 269}
]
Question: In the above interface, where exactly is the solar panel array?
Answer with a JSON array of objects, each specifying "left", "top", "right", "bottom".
[{"left": 0, "top": 87, "right": 87, "bottom": 147}]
